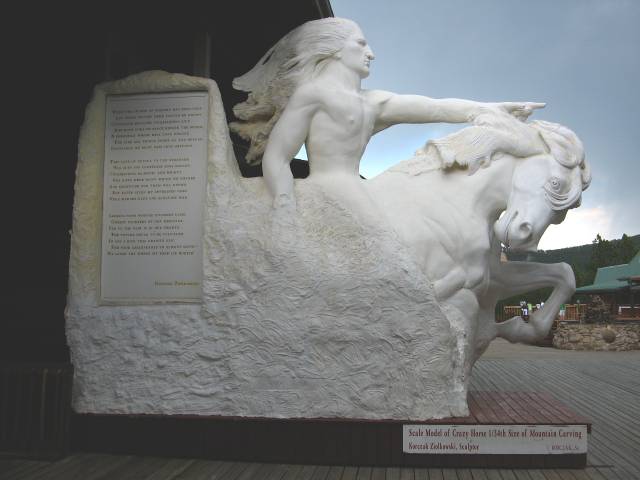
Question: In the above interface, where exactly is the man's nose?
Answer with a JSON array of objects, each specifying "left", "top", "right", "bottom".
[{"left": 366, "top": 48, "right": 375, "bottom": 60}]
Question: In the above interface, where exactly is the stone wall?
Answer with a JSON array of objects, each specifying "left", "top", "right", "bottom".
[{"left": 553, "top": 323, "right": 640, "bottom": 351}]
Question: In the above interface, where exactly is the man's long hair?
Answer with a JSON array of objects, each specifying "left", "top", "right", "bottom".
[{"left": 230, "top": 18, "right": 359, "bottom": 165}]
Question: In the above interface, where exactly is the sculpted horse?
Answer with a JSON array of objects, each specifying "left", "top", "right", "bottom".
[
  {"left": 368, "top": 113, "right": 591, "bottom": 375},
  {"left": 213, "top": 17, "right": 593, "bottom": 416},
  {"left": 224, "top": 109, "right": 590, "bottom": 402}
]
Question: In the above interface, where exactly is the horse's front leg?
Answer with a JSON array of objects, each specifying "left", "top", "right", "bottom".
[{"left": 489, "top": 261, "right": 575, "bottom": 344}]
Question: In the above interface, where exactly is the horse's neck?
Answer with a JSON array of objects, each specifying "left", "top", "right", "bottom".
[
  {"left": 370, "top": 155, "right": 517, "bottom": 235},
  {"left": 445, "top": 156, "right": 517, "bottom": 222}
]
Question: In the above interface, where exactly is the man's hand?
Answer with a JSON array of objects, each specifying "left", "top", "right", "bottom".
[{"left": 498, "top": 101, "right": 546, "bottom": 121}]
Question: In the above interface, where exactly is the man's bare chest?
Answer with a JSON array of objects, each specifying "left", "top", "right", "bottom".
[{"left": 319, "top": 93, "right": 375, "bottom": 133}]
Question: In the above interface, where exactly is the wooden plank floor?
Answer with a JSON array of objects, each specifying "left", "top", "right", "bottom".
[{"left": 2, "top": 340, "right": 638, "bottom": 480}]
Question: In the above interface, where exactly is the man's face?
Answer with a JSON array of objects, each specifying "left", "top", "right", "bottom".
[{"left": 339, "top": 28, "right": 375, "bottom": 78}]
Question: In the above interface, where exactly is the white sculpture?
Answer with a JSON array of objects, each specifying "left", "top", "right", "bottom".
[
  {"left": 66, "top": 17, "right": 590, "bottom": 420},
  {"left": 230, "top": 17, "right": 590, "bottom": 370}
]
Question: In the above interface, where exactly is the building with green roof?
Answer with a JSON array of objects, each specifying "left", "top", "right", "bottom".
[{"left": 576, "top": 251, "right": 640, "bottom": 318}]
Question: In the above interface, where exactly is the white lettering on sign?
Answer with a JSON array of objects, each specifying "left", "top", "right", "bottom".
[{"left": 402, "top": 425, "right": 587, "bottom": 454}]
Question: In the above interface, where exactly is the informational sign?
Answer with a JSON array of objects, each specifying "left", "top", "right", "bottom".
[
  {"left": 100, "top": 92, "right": 209, "bottom": 303},
  {"left": 403, "top": 424, "right": 588, "bottom": 455}
]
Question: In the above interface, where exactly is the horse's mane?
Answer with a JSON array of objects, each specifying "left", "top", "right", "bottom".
[{"left": 388, "top": 113, "right": 591, "bottom": 195}]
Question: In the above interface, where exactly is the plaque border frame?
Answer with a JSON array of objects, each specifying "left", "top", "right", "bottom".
[
  {"left": 67, "top": 71, "right": 221, "bottom": 307},
  {"left": 98, "top": 91, "right": 210, "bottom": 305}
]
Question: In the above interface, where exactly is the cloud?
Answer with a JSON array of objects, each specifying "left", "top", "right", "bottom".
[{"left": 538, "top": 206, "right": 612, "bottom": 250}]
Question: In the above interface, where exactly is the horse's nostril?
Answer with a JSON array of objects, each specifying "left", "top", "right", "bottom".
[{"left": 519, "top": 222, "right": 532, "bottom": 236}]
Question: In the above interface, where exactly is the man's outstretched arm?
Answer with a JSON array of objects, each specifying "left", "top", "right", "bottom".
[{"left": 367, "top": 90, "right": 544, "bottom": 133}]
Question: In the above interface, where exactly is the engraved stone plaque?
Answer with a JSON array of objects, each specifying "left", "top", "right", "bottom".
[{"left": 100, "top": 92, "right": 208, "bottom": 303}]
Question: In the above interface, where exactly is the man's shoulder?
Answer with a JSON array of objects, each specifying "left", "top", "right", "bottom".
[
  {"left": 363, "top": 89, "right": 395, "bottom": 105},
  {"left": 363, "top": 90, "right": 398, "bottom": 114},
  {"left": 290, "top": 81, "right": 329, "bottom": 105}
]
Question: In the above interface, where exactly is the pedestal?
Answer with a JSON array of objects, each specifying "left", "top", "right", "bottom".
[{"left": 71, "top": 391, "right": 590, "bottom": 468}]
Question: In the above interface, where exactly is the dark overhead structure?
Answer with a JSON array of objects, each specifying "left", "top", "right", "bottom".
[
  {"left": 2, "top": 1, "right": 332, "bottom": 363},
  {"left": 2, "top": 1, "right": 332, "bottom": 459},
  {"left": 105, "top": 2, "right": 333, "bottom": 177}
]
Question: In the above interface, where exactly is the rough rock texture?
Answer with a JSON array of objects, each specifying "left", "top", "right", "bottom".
[
  {"left": 553, "top": 323, "right": 640, "bottom": 351},
  {"left": 66, "top": 71, "right": 462, "bottom": 420}
]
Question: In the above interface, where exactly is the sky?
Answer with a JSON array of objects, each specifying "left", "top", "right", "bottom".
[{"left": 302, "top": 0, "right": 640, "bottom": 250}]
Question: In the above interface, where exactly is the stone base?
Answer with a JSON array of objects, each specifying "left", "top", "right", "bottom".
[
  {"left": 553, "top": 323, "right": 640, "bottom": 351},
  {"left": 71, "top": 391, "right": 590, "bottom": 468}
]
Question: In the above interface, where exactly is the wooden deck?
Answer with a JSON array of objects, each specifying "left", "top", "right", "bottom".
[{"left": 2, "top": 340, "right": 639, "bottom": 479}]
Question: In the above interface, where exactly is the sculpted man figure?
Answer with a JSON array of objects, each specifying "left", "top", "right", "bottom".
[
  {"left": 229, "top": 15, "right": 589, "bottom": 387},
  {"left": 230, "top": 17, "right": 543, "bottom": 214}
]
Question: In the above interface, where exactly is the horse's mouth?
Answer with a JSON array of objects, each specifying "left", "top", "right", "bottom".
[
  {"left": 511, "top": 242, "right": 540, "bottom": 253},
  {"left": 496, "top": 209, "right": 541, "bottom": 252},
  {"left": 496, "top": 209, "right": 518, "bottom": 248}
]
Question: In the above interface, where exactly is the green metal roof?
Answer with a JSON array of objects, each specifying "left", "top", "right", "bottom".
[{"left": 576, "top": 251, "right": 640, "bottom": 293}]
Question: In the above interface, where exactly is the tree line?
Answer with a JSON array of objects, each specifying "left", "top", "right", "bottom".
[{"left": 496, "top": 233, "right": 640, "bottom": 314}]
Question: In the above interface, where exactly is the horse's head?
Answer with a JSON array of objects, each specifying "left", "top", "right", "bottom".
[{"left": 494, "top": 121, "right": 591, "bottom": 252}]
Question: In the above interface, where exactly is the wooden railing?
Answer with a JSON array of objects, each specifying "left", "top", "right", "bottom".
[
  {"left": 0, "top": 363, "right": 73, "bottom": 459},
  {"left": 563, "top": 304, "right": 587, "bottom": 321},
  {"left": 502, "top": 306, "right": 522, "bottom": 319},
  {"left": 617, "top": 305, "right": 640, "bottom": 319},
  {"left": 498, "top": 304, "right": 587, "bottom": 323}
]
